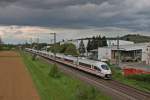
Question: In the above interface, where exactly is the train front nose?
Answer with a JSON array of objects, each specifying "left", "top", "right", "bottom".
[{"left": 105, "top": 74, "right": 112, "bottom": 79}]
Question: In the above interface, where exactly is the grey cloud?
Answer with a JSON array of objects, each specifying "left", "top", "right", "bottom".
[
  {"left": 0, "top": 0, "right": 150, "bottom": 32},
  {"left": 1, "top": 0, "right": 107, "bottom": 9},
  {"left": 0, "top": 0, "right": 17, "bottom": 3},
  {"left": 0, "top": 0, "right": 18, "bottom": 6}
]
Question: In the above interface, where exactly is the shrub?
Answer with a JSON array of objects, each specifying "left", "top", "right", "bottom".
[
  {"left": 74, "top": 85, "right": 97, "bottom": 100},
  {"left": 127, "top": 74, "right": 150, "bottom": 83},
  {"left": 32, "top": 54, "right": 37, "bottom": 61},
  {"left": 49, "top": 64, "right": 60, "bottom": 78}
]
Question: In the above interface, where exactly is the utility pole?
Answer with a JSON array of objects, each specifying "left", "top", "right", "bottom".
[
  {"left": 117, "top": 35, "right": 120, "bottom": 67},
  {"left": 37, "top": 33, "right": 39, "bottom": 51},
  {"left": 25, "top": 40, "right": 28, "bottom": 49},
  {"left": 50, "top": 33, "right": 56, "bottom": 61},
  {"left": 54, "top": 33, "right": 56, "bottom": 61},
  {"left": 30, "top": 37, "right": 32, "bottom": 48}
]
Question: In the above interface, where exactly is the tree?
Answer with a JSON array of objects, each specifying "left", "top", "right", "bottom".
[
  {"left": 95, "top": 36, "right": 99, "bottom": 49},
  {"left": 102, "top": 36, "right": 108, "bottom": 46},
  {"left": 79, "top": 40, "right": 86, "bottom": 56},
  {"left": 59, "top": 43, "right": 68, "bottom": 53},
  {"left": 126, "top": 37, "right": 130, "bottom": 41},
  {"left": 87, "top": 39, "right": 92, "bottom": 52},
  {"left": 64, "top": 43, "right": 79, "bottom": 56},
  {"left": 49, "top": 43, "right": 61, "bottom": 53},
  {"left": 91, "top": 36, "right": 97, "bottom": 50},
  {"left": 0, "top": 36, "right": 3, "bottom": 50},
  {"left": 98, "top": 35, "right": 102, "bottom": 47},
  {"left": 49, "top": 43, "right": 79, "bottom": 56}
]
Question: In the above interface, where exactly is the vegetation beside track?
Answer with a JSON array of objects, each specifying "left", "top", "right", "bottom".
[
  {"left": 21, "top": 51, "right": 111, "bottom": 100},
  {"left": 111, "top": 66, "right": 150, "bottom": 92}
]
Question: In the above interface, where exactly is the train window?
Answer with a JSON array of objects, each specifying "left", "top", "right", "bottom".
[
  {"left": 64, "top": 59, "right": 73, "bottom": 62},
  {"left": 79, "top": 62, "right": 91, "bottom": 68},
  {"left": 101, "top": 65, "right": 109, "bottom": 70},
  {"left": 94, "top": 66, "right": 101, "bottom": 72}
]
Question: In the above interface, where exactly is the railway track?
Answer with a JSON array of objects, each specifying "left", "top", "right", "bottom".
[{"left": 28, "top": 51, "right": 150, "bottom": 100}]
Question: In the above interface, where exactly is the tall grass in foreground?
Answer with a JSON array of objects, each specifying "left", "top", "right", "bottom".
[{"left": 21, "top": 52, "right": 111, "bottom": 100}]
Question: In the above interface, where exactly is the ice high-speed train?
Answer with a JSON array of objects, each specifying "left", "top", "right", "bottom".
[{"left": 25, "top": 48, "right": 112, "bottom": 79}]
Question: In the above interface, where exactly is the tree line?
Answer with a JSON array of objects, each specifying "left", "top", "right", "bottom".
[{"left": 79, "top": 35, "right": 107, "bottom": 55}]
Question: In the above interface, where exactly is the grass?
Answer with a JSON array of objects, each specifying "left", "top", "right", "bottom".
[
  {"left": 21, "top": 51, "right": 111, "bottom": 100},
  {"left": 111, "top": 65, "right": 150, "bottom": 92}
]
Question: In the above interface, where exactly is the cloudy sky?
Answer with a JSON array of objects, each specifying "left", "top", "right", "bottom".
[{"left": 0, "top": 0, "right": 150, "bottom": 44}]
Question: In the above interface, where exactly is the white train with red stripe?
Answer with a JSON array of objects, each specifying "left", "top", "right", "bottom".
[{"left": 25, "top": 48, "right": 112, "bottom": 79}]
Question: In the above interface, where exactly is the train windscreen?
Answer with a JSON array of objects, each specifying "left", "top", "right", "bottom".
[{"left": 101, "top": 65, "right": 109, "bottom": 70}]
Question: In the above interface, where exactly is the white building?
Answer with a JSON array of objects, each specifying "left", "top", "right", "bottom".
[
  {"left": 107, "top": 40, "right": 134, "bottom": 46},
  {"left": 98, "top": 43, "right": 150, "bottom": 64}
]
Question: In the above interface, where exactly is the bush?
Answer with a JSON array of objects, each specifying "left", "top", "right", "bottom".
[
  {"left": 49, "top": 64, "right": 60, "bottom": 78},
  {"left": 74, "top": 85, "right": 97, "bottom": 100},
  {"left": 127, "top": 74, "right": 150, "bottom": 83},
  {"left": 32, "top": 54, "right": 37, "bottom": 61}
]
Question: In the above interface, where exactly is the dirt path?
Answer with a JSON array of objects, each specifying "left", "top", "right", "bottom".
[{"left": 0, "top": 51, "right": 40, "bottom": 100}]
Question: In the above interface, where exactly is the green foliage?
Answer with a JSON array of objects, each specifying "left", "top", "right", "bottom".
[
  {"left": 49, "top": 43, "right": 61, "bottom": 53},
  {"left": 102, "top": 36, "right": 108, "bottom": 47},
  {"left": 0, "top": 44, "right": 16, "bottom": 51},
  {"left": 0, "top": 36, "right": 2, "bottom": 50},
  {"left": 49, "top": 64, "right": 60, "bottom": 78},
  {"left": 86, "top": 40, "right": 92, "bottom": 52},
  {"left": 91, "top": 36, "right": 96, "bottom": 50},
  {"left": 126, "top": 74, "right": 150, "bottom": 83},
  {"left": 78, "top": 40, "right": 86, "bottom": 56},
  {"left": 36, "top": 43, "right": 48, "bottom": 50},
  {"left": 32, "top": 54, "right": 37, "bottom": 61},
  {"left": 59, "top": 43, "right": 68, "bottom": 53},
  {"left": 75, "top": 85, "right": 97, "bottom": 100},
  {"left": 21, "top": 52, "right": 111, "bottom": 100},
  {"left": 98, "top": 35, "right": 102, "bottom": 47},
  {"left": 87, "top": 35, "right": 108, "bottom": 51},
  {"left": 121, "top": 34, "right": 150, "bottom": 43},
  {"left": 110, "top": 65, "right": 150, "bottom": 92},
  {"left": 0, "top": 45, "right": 2, "bottom": 51},
  {"left": 49, "top": 43, "right": 79, "bottom": 56},
  {"left": 64, "top": 43, "right": 79, "bottom": 56}
]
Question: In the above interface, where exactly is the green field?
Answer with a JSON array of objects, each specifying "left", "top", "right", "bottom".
[
  {"left": 111, "top": 66, "right": 150, "bottom": 92},
  {"left": 21, "top": 52, "right": 111, "bottom": 100}
]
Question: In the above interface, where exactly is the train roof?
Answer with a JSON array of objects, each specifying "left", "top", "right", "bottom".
[
  {"left": 28, "top": 49, "right": 107, "bottom": 67},
  {"left": 60, "top": 53, "right": 107, "bottom": 66},
  {"left": 79, "top": 58, "right": 107, "bottom": 66}
]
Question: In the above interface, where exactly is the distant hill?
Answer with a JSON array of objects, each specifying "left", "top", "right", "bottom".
[
  {"left": 69, "top": 34, "right": 150, "bottom": 43},
  {"left": 120, "top": 34, "right": 150, "bottom": 43}
]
